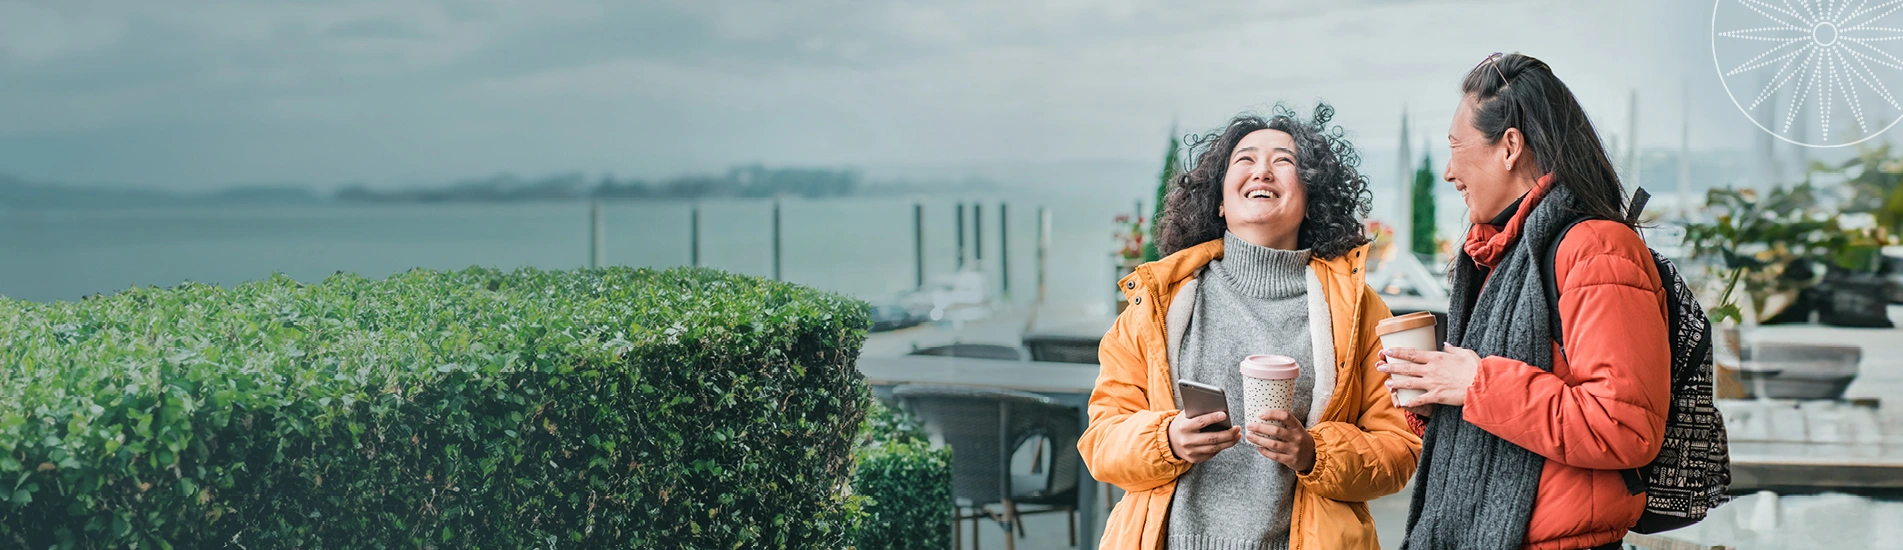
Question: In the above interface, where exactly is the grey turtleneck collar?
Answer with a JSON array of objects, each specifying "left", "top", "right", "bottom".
[{"left": 1213, "top": 232, "right": 1311, "bottom": 300}]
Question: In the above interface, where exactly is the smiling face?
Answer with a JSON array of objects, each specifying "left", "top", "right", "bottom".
[
  {"left": 1220, "top": 129, "right": 1307, "bottom": 250},
  {"left": 1445, "top": 95, "right": 1534, "bottom": 225}
]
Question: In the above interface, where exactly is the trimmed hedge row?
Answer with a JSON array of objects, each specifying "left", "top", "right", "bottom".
[
  {"left": 852, "top": 401, "right": 952, "bottom": 550},
  {"left": 0, "top": 267, "right": 871, "bottom": 548}
]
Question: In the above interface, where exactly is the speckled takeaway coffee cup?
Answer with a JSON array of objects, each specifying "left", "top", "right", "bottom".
[{"left": 1239, "top": 354, "right": 1300, "bottom": 429}]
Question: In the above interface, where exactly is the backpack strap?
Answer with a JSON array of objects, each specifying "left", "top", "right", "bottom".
[
  {"left": 1538, "top": 188, "right": 1652, "bottom": 496},
  {"left": 1539, "top": 217, "right": 1594, "bottom": 349},
  {"left": 1540, "top": 188, "right": 1650, "bottom": 348}
]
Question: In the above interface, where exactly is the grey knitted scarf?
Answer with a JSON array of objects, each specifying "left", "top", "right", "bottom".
[{"left": 1401, "top": 184, "right": 1584, "bottom": 550}]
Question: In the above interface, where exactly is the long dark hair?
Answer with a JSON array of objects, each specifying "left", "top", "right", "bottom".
[
  {"left": 1461, "top": 53, "right": 1629, "bottom": 225},
  {"left": 1157, "top": 103, "right": 1373, "bottom": 259}
]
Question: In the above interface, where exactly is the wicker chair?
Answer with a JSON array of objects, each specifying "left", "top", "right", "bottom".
[{"left": 892, "top": 384, "right": 1083, "bottom": 550}]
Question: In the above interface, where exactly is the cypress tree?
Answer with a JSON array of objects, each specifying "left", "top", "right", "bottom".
[
  {"left": 1410, "top": 152, "right": 1438, "bottom": 257},
  {"left": 1144, "top": 126, "right": 1180, "bottom": 262}
]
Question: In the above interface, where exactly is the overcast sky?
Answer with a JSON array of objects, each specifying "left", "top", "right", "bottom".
[{"left": 0, "top": 0, "right": 1753, "bottom": 191}]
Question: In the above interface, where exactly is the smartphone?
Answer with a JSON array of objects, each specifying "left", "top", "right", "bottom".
[{"left": 1176, "top": 380, "right": 1234, "bottom": 433}]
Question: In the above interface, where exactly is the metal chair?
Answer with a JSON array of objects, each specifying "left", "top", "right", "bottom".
[
  {"left": 906, "top": 344, "right": 1053, "bottom": 488},
  {"left": 892, "top": 384, "right": 1083, "bottom": 550},
  {"left": 1003, "top": 404, "right": 1082, "bottom": 545}
]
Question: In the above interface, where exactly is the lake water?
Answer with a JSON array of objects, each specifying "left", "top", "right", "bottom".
[{"left": 0, "top": 196, "right": 1152, "bottom": 310}]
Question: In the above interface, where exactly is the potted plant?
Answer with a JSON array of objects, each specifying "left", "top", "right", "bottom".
[
  {"left": 1682, "top": 183, "right": 1861, "bottom": 325},
  {"left": 1366, "top": 220, "right": 1398, "bottom": 270},
  {"left": 1684, "top": 185, "right": 1811, "bottom": 398},
  {"left": 1688, "top": 183, "right": 1897, "bottom": 398},
  {"left": 1114, "top": 213, "right": 1148, "bottom": 269}
]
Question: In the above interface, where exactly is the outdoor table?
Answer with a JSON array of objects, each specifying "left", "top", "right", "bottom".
[{"left": 855, "top": 354, "right": 1106, "bottom": 546}]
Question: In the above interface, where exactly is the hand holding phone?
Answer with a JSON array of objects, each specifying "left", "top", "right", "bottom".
[
  {"left": 1169, "top": 380, "right": 1242, "bottom": 463},
  {"left": 1176, "top": 380, "right": 1234, "bottom": 432}
]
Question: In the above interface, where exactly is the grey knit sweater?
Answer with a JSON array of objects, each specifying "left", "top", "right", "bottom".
[{"left": 1167, "top": 233, "right": 1315, "bottom": 550}]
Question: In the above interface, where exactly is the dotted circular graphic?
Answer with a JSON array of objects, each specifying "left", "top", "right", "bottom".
[{"left": 1713, "top": 0, "right": 1903, "bottom": 148}]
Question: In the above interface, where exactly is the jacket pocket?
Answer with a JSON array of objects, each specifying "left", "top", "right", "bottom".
[{"left": 1301, "top": 494, "right": 1378, "bottom": 550}]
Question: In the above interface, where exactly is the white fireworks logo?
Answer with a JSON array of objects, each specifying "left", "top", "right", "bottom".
[{"left": 1714, "top": 0, "right": 1903, "bottom": 147}]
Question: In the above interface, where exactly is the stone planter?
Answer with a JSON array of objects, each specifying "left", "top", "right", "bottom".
[
  {"left": 1714, "top": 326, "right": 1746, "bottom": 399},
  {"left": 1718, "top": 326, "right": 1862, "bottom": 400}
]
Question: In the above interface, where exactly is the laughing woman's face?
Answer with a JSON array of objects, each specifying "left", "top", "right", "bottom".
[{"left": 1220, "top": 129, "right": 1307, "bottom": 249}]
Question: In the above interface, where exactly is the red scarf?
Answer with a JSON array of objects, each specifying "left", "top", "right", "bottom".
[{"left": 1461, "top": 174, "right": 1557, "bottom": 268}]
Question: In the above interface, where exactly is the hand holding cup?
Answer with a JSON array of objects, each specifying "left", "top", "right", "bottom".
[
  {"left": 1245, "top": 409, "right": 1315, "bottom": 473},
  {"left": 1380, "top": 344, "right": 1483, "bottom": 407}
]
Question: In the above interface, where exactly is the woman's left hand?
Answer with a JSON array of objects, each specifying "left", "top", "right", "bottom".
[
  {"left": 1380, "top": 344, "right": 1482, "bottom": 407},
  {"left": 1246, "top": 409, "right": 1315, "bottom": 474}
]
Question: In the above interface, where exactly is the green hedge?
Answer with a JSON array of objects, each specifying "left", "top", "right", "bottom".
[
  {"left": 852, "top": 400, "right": 952, "bottom": 550},
  {"left": 0, "top": 267, "right": 871, "bottom": 548}
]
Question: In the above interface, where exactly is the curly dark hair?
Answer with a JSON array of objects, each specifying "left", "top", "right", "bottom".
[{"left": 1157, "top": 103, "right": 1373, "bottom": 260}]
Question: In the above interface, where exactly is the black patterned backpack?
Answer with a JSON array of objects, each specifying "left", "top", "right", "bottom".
[{"left": 1537, "top": 188, "right": 1732, "bottom": 534}]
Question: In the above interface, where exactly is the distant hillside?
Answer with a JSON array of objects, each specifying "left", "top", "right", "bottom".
[
  {"left": 0, "top": 175, "right": 323, "bottom": 209},
  {"left": 337, "top": 166, "right": 869, "bottom": 203},
  {"left": 203, "top": 185, "right": 325, "bottom": 204},
  {"left": 0, "top": 175, "right": 184, "bottom": 208},
  {"left": 0, "top": 163, "right": 1016, "bottom": 209}
]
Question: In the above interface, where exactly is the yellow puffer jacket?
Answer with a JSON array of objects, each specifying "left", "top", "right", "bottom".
[{"left": 1078, "top": 239, "right": 1421, "bottom": 550}]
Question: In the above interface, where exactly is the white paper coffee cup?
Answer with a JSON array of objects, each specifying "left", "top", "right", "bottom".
[{"left": 1376, "top": 312, "right": 1438, "bottom": 406}]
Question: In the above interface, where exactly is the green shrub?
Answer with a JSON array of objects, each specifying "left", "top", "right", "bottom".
[
  {"left": 0, "top": 267, "right": 871, "bottom": 549},
  {"left": 851, "top": 400, "right": 952, "bottom": 550}
]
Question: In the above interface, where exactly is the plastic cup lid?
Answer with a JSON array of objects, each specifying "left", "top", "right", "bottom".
[
  {"left": 1239, "top": 354, "right": 1299, "bottom": 380},
  {"left": 1375, "top": 311, "right": 1437, "bottom": 336}
]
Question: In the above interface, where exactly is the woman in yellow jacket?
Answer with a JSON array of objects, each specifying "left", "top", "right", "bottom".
[{"left": 1079, "top": 104, "right": 1421, "bottom": 550}]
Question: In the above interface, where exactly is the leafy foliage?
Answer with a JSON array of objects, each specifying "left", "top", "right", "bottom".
[
  {"left": 851, "top": 401, "right": 951, "bottom": 550},
  {"left": 0, "top": 267, "right": 871, "bottom": 549},
  {"left": 1818, "top": 144, "right": 1903, "bottom": 234},
  {"left": 1682, "top": 184, "right": 1892, "bottom": 323}
]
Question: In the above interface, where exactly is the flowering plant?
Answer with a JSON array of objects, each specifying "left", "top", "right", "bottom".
[
  {"left": 1365, "top": 220, "right": 1396, "bottom": 263},
  {"left": 1113, "top": 213, "right": 1148, "bottom": 261}
]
